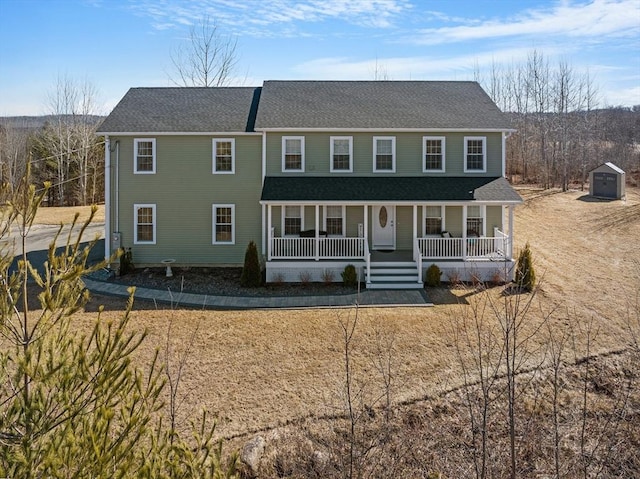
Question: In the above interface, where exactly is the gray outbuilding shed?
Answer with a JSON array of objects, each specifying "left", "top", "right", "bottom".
[{"left": 589, "top": 162, "right": 626, "bottom": 199}]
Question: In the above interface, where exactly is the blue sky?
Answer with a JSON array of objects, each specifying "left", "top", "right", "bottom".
[{"left": 0, "top": 0, "right": 638, "bottom": 116}]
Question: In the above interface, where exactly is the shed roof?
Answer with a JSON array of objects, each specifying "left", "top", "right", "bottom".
[
  {"left": 260, "top": 176, "right": 522, "bottom": 203},
  {"left": 254, "top": 81, "right": 512, "bottom": 130},
  {"left": 590, "top": 162, "right": 625, "bottom": 175},
  {"left": 97, "top": 87, "right": 261, "bottom": 133}
]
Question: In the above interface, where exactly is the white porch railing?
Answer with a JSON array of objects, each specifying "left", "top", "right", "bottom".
[
  {"left": 270, "top": 236, "right": 365, "bottom": 260},
  {"left": 417, "top": 230, "right": 510, "bottom": 260},
  {"left": 268, "top": 231, "right": 510, "bottom": 261}
]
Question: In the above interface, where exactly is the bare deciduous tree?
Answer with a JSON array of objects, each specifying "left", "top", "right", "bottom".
[{"left": 170, "top": 16, "right": 238, "bottom": 87}]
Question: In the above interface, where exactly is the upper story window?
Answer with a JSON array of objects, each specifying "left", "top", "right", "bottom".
[
  {"left": 424, "top": 206, "right": 443, "bottom": 236},
  {"left": 464, "top": 136, "right": 487, "bottom": 172},
  {"left": 283, "top": 205, "right": 303, "bottom": 236},
  {"left": 282, "top": 136, "right": 305, "bottom": 172},
  {"left": 213, "top": 138, "right": 235, "bottom": 174},
  {"left": 134, "top": 138, "right": 156, "bottom": 174},
  {"left": 134, "top": 204, "right": 156, "bottom": 244},
  {"left": 324, "top": 205, "right": 345, "bottom": 236},
  {"left": 423, "top": 136, "right": 446, "bottom": 172},
  {"left": 330, "top": 136, "right": 353, "bottom": 172},
  {"left": 373, "top": 136, "right": 396, "bottom": 173},
  {"left": 212, "top": 204, "right": 235, "bottom": 244}
]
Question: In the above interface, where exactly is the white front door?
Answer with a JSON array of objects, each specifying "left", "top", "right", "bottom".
[{"left": 372, "top": 205, "right": 395, "bottom": 250}]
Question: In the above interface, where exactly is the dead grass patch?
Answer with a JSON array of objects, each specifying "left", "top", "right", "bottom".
[{"left": 53, "top": 187, "right": 640, "bottom": 440}]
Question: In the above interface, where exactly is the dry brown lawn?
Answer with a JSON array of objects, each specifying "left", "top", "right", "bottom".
[
  {"left": 52, "top": 189, "right": 640, "bottom": 439},
  {"left": 34, "top": 204, "right": 105, "bottom": 225}
]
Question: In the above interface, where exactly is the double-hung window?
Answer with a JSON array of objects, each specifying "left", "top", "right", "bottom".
[
  {"left": 134, "top": 138, "right": 156, "bottom": 174},
  {"left": 282, "top": 136, "right": 304, "bottom": 172},
  {"left": 330, "top": 136, "right": 353, "bottom": 172},
  {"left": 466, "top": 205, "right": 485, "bottom": 236},
  {"left": 373, "top": 137, "right": 395, "bottom": 172},
  {"left": 464, "top": 136, "right": 486, "bottom": 172},
  {"left": 423, "top": 136, "right": 445, "bottom": 172},
  {"left": 212, "top": 204, "right": 235, "bottom": 244},
  {"left": 324, "top": 205, "right": 345, "bottom": 236},
  {"left": 134, "top": 204, "right": 156, "bottom": 244},
  {"left": 213, "top": 139, "right": 235, "bottom": 174},
  {"left": 424, "top": 206, "right": 443, "bottom": 236},
  {"left": 283, "top": 205, "right": 303, "bottom": 236}
]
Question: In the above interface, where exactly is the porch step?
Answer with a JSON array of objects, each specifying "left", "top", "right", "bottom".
[{"left": 366, "top": 261, "right": 423, "bottom": 290}]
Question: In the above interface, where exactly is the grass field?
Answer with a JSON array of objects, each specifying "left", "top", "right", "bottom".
[{"left": 42, "top": 188, "right": 640, "bottom": 441}]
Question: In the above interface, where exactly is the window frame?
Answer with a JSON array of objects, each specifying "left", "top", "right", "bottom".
[
  {"left": 373, "top": 136, "right": 396, "bottom": 173},
  {"left": 133, "top": 204, "right": 156, "bottom": 245},
  {"left": 134, "top": 138, "right": 156, "bottom": 174},
  {"left": 323, "top": 205, "right": 346, "bottom": 237},
  {"left": 282, "top": 136, "right": 305, "bottom": 172},
  {"left": 423, "top": 205, "right": 444, "bottom": 236},
  {"left": 212, "top": 204, "right": 235, "bottom": 245},
  {"left": 212, "top": 138, "right": 235, "bottom": 174},
  {"left": 282, "top": 205, "right": 304, "bottom": 237},
  {"left": 422, "top": 136, "right": 446, "bottom": 172},
  {"left": 466, "top": 205, "right": 486, "bottom": 236},
  {"left": 464, "top": 136, "right": 487, "bottom": 173},
  {"left": 330, "top": 136, "right": 353, "bottom": 173}
]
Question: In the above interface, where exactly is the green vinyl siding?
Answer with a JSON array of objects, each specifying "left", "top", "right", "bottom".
[
  {"left": 111, "top": 135, "right": 262, "bottom": 266},
  {"left": 265, "top": 131, "right": 503, "bottom": 176},
  {"left": 486, "top": 205, "right": 503, "bottom": 233}
]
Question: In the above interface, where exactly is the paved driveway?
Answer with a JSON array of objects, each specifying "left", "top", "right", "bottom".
[{"left": 3, "top": 223, "right": 105, "bottom": 276}]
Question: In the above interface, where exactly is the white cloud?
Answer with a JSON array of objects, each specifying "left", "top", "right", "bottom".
[
  {"left": 411, "top": 0, "right": 640, "bottom": 45},
  {"left": 128, "top": 0, "right": 411, "bottom": 31},
  {"left": 291, "top": 46, "right": 560, "bottom": 80}
]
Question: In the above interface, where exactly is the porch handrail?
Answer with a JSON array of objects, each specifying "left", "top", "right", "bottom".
[
  {"left": 417, "top": 235, "right": 509, "bottom": 260},
  {"left": 413, "top": 238, "right": 423, "bottom": 284},
  {"left": 270, "top": 236, "right": 366, "bottom": 260},
  {"left": 364, "top": 240, "right": 371, "bottom": 285}
]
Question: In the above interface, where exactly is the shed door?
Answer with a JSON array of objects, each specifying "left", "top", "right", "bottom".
[{"left": 593, "top": 172, "right": 618, "bottom": 198}]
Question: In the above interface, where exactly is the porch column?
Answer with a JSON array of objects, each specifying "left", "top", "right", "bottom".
[
  {"left": 315, "top": 204, "right": 320, "bottom": 261},
  {"left": 267, "top": 204, "right": 272, "bottom": 260},
  {"left": 462, "top": 204, "right": 468, "bottom": 260},
  {"left": 508, "top": 205, "right": 515, "bottom": 259},
  {"left": 363, "top": 204, "right": 368, "bottom": 240},
  {"left": 261, "top": 203, "right": 266, "bottom": 257},
  {"left": 412, "top": 205, "right": 417, "bottom": 243}
]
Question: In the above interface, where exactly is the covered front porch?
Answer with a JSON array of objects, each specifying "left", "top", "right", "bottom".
[{"left": 260, "top": 176, "right": 523, "bottom": 287}]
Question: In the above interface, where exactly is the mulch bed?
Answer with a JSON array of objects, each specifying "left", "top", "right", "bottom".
[{"left": 110, "top": 266, "right": 360, "bottom": 297}]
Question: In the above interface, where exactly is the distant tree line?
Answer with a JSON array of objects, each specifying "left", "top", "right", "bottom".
[
  {"left": 0, "top": 76, "right": 104, "bottom": 207},
  {"left": 477, "top": 50, "right": 639, "bottom": 190}
]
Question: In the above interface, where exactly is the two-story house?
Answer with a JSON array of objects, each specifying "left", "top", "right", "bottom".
[{"left": 98, "top": 81, "right": 522, "bottom": 288}]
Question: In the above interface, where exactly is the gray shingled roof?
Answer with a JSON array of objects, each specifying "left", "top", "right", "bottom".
[
  {"left": 260, "top": 176, "right": 522, "bottom": 203},
  {"left": 97, "top": 87, "right": 261, "bottom": 133},
  {"left": 255, "top": 81, "right": 512, "bottom": 130}
]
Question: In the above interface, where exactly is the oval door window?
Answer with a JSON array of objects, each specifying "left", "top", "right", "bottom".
[{"left": 379, "top": 206, "right": 388, "bottom": 228}]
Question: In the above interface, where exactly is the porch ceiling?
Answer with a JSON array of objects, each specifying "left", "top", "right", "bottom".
[{"left": 260, "top": 176, "right": 522, "bottom": 203}]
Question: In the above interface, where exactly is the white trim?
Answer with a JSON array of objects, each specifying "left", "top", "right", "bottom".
[
  {"left": 255, "top": 127, "right": 516, "bottom": 133},
  {"left": 261, "top": 131, "right": 266, "bottom": 184},
  {"left": 212, "top": 204, "right": 235, "bottom": 244},
  {"left": 212, "top": 138, "right": 235, "bottom": 174},
  {"left": 323, "top": 205, "right": 346, "bottom": 237},
  {"left": 133, "top": 203, "right": 156, "bottom": 245},
  {"left": 282, "top": 136, "right": 305, "bottom": 172},
  {"left": 422, "top": 136, "right": 446, "bottom": 173},
  {"left": 373, "top": 136, "right": 396, "bottom": 173},
  {"left": 98, "top": 131, "right": 261, "bottom": 136},
  {"left": 260, "top": 199, "right": 522, "bottom": 206},
  {"left": 463, "top": 136, "right": 487, "bottom": 173},
  {"left": 329, "top": 136, "right": 353, "bottom": 173},
  {"left": 133, "top": 138, "right": 156, "bottom": 174},
  {"left": 104, "top": 136, "right": 111, "bottom": 260},
  {"left": 282, "top": 204, "right": 304, "bottom": 236}
]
